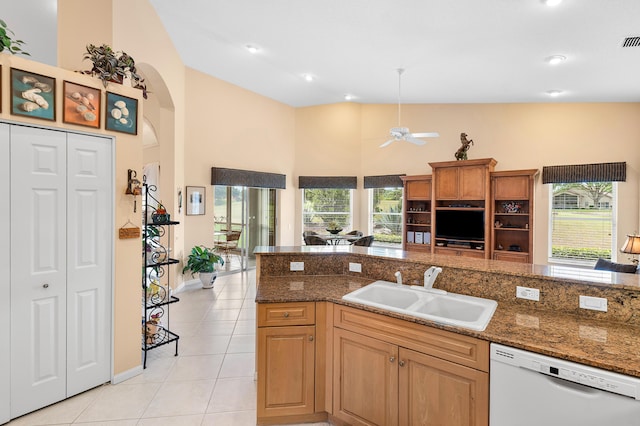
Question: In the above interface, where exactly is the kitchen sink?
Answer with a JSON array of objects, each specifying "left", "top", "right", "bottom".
[{"left": 342, "top": 280, "right": 497, "bottom": 331}]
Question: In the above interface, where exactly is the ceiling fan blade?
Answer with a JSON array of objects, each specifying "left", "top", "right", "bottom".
[
  {"left": 380, "top": 139, "right": 395, "bottom": 148},
  {"left": 405, "top": 136, "right": 427, "bottom": 146},
  {"left": 411, "top": 132, "right": 440, "bottom": 138}
]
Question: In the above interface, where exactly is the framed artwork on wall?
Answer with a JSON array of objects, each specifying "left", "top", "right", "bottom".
[
  {"left": 10, "top": 68, "right": 56, "bottom": 121},
  {"left": 186, "top": 186, "right": 206, "bottom": 215},
  {"left": 105, "top": 92, "right": 138, "bottom": 135},
  {"left": 62, "top": 81, "right": 101, "bottom": 128}
]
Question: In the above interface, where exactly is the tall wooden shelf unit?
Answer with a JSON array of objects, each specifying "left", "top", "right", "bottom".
[
  {"left": 401, "top": 175, "right": 432, "bottom": 252},
  {"left": 490, "top": 169, "right": 538, "bottom": 263},
  {"left": 429, "top": 158, "right": 496, "bottom": 259}
]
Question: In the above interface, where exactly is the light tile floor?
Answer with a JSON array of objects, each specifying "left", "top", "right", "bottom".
[{"left": 6, "top": 270, "right": 330, "bottom": 426}]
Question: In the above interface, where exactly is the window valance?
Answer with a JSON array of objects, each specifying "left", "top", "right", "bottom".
[
  {"left": 298, "top": 176, "right": 357, "bottom": 189},
  {"left": 542, "top": 162, "right": 626, "bottom": 184},
  {"left": 363, "top": 174, "right": 405, "bottom": 189},
  {"left": 211, "top": 167, "right": 286, "bottom": 189}
]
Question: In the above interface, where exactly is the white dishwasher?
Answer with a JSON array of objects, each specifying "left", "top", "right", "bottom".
[{"left": 490, "top": 343, "right": 640, "bottom": 426}]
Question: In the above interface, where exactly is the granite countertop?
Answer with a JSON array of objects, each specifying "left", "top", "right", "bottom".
[{"left": 256, "top": 274, "right": 640, "bottom": 378}]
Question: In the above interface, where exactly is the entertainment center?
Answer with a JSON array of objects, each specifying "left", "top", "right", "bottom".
[{"left": 402, "top": 158, "right": 537, "bottom": 262}]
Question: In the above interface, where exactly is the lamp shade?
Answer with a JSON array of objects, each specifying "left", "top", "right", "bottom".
[{"left": 621, "top": 235, "right": 640, "bottom": 254}]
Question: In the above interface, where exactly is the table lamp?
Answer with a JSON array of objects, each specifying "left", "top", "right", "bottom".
[{"left": 620, "top": 234, "right": 640, "bottom": 264}]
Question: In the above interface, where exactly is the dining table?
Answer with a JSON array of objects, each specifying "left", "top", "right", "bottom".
[{"left": 318, "top": 234, "right": 361, "bottom": 245}]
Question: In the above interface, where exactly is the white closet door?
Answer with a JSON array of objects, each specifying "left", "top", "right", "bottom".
[
  {"left": 10, "top": 126, "right": 68, "bottom": 418},
  {"left": 66, "top": 133, "right": 112, "bottom": 396},
  {"left": 0, "top": 124, "right": 10, "bottom": 424}
]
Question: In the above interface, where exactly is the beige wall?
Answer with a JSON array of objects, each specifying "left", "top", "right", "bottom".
[
  {"left": 294, "top": 102, "right": 640, "bottom": 264},
  {"left": 183, "top": 67, "right": 296, "bottom": 250}
]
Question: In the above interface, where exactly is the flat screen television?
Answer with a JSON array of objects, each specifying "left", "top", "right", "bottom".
[{"left": 435, "top": 210, "right": 485, "bottom": 241}]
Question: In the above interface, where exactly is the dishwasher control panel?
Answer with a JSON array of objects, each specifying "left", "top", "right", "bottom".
[{"left": 491, "top": 344, "right": 640, "bottom": 400}]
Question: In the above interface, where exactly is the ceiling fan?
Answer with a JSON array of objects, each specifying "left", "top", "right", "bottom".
[{"left": 380, "top": 68, "right": 439, "bottom": 148}]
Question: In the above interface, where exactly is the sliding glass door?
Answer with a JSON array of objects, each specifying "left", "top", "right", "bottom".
[{"left": 213, "top": 185, "right": 276, "bottom": 273}]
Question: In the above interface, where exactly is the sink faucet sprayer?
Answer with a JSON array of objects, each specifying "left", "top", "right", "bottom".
[
  {"left": 424, "top": 266, "right": 442, "bottom": 288},
  {"left": 394, "top": 271, "right": 402, "bottom": 285}
]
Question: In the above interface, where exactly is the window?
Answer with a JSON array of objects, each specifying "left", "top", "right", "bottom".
[
  {"left": 369, "top": 188, "right": 402, "bottom": 247},
  {"left": 549, "top": 182, "right": 616, "bottom": 264},
  {"left": 302, "top": 188, "right": 352, "bottom": 235}
]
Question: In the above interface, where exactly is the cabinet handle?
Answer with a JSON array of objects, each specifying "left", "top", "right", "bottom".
[
  {"left": 283, "top": 312, "right": 289, "bottom": 318},
  {"left": 309, "top": 335, "right": 314, "bottom": 342},
  {"left": 399, "top": 360, "right": 405, "bottom": 367},
  {"left": 42, "top": 283, "right": 49, "bottom": 289},
  {"left": 389, "top": 356, "right": 395, "bottom": 363}
]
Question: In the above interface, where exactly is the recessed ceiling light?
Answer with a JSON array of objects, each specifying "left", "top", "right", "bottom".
[
  {"left": 546, "top": 90, "right": 563, "bottom": 97},
  {"left": 302, "top": 73, "right": 315, "bottom": 82},
  {"left": 545, "top": 55, "right": 566, "bottom": 65},
  {"left": 344, "top": 94, "right": 354, "bottom": 101},
  {"left": 542, "top": 0, "right": 562, "bottom": 6},
  {"left": 245, "top": 44, "right": 260, "bottom": 54}
]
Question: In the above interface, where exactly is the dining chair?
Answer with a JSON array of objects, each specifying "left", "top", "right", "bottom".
[
  {"left": 304, "top": 235, "right": 328, "bottom": 245},
  {"left": 345, "top": 230, "right": 363, "bottom": 237},
  {"left": 352, "top": 235, "right": 374, "bottom": 247},
  {"left": 303, "top": 230, "right": 318, "bottom": 239},
  {"left": 214, "top": 230, "right": 242, "bottom": 261}
]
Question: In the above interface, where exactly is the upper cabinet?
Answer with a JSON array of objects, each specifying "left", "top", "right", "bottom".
[{"left": 432, "top": 158, "right": 497, "bottom": 201}]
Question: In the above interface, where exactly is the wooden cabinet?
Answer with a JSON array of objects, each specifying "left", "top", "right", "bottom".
[
  {"left": 332, "top": 305, "right": 489, "bottom": 426},
  {"left": 491, "top": 170, "right": 537, "bottom": 263},
  {"left": 257, "top": 302, "right": 318, "bottom": 422},
  {"left": 401, "top": 175, "right": 432, "bottom": 252},
  {"left": 430, "top": 158, "right": 496, "bottom": 259}
]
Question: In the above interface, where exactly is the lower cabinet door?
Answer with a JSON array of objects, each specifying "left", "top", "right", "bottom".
[
  {"left": 257, "top": 325, "right": 315, "bottom": 418},
  {"left": 333, "top": 328, "right": 398, "bottom": 426},
  {"left": 398, "top": 347, "right": 489, "bottom": 426}
]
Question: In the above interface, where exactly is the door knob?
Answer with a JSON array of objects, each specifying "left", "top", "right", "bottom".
[{"left": 42, "top": 283, "right": 49, "bottom": 288}]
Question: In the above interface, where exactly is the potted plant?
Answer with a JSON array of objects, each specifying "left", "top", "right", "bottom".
[
  {"left": 0, "top": 19, "right": 29, "bottom": 55},
  {"left": 182, "top": 245, "right": 224, "bottom": 289},
  {"left": 326, "top": 221, "right": 343, "bottom": 235},
  {"left": 81, "top": 43, "right": 148, "bottom": 99}
]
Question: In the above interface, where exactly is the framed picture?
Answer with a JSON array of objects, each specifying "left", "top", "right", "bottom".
[
  {"left": 186, "top": 186, "right": 206, "bottom": 215},
  {"left": 10, "top": 68, "right": 56, "bottom": 121},
  {"left": 0, "top": 65, "right": 2, "bottom": 113},
  {"left": 62, "top": 81, "right": 101, "bottom": 128},
  {"left": 105, "top": 92, "right": 138, "bottom": 135}
]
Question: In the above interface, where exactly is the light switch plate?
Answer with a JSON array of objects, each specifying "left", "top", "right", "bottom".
[
  {"left": 349, "top": 262, "right": 362, "bottom": 273},
  {"left": 290, "top": 261, "right": 304, "bottom": 271},
  {"left": 579, "top": 295, "right": 607, "bottom": 312}
]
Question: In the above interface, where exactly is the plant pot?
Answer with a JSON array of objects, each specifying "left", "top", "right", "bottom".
[{"left": 199, "top": 271, "right": 218, "bottom": 289}]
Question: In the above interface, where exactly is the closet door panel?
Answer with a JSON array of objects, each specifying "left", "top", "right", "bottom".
[
  {"left": 66, "top": 133, "right": 112, "bottom": 396},
  {"left": 10, "top": 125, "right": 67, "bottom": 418},
  {"left": 0, "top": 123, "right": 10, "bottom": 424}
]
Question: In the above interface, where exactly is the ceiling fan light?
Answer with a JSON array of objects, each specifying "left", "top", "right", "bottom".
[{"left": 545, "top": 55, "right": 566, "bottom": 65}]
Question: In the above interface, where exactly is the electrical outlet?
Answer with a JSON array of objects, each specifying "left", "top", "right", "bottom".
[
  {"left": 516, "top": 286, "right": 540, "bottom": 301},
  {"left": 579, "top": 295, "right": 607, "bottom": 312},
  {"left": 349, "top": 262, "right": 362, "bottom": 273},
  {"left": 290, "top": 261, "right": 304, "bottom": 271}
]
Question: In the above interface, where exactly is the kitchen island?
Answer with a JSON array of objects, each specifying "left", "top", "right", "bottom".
[{"left": 254, "top": 245, "right": 640, "bottom": 425}]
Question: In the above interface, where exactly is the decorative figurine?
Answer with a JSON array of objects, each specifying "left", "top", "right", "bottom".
[{"left": 455, "top": 132, "right": 474, "bottom": 160}]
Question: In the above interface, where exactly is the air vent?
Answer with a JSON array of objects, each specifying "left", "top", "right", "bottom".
[{"left": 622, "top": 36, "right": 640, "bottom": 47}]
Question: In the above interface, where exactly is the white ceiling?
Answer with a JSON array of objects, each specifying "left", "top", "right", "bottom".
[{"left": 149, "top": 0, "right": 640, "bottom": 107}]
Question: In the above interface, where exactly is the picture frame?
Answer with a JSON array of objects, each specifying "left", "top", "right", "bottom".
[
  {"left": 0, "top": 65, "right": 2, "bottom": 113},
  {"left": 62, "top": 81, "right": 101, "bottom": 129},
  {"left": 10, "top": 68, "right": 56, "bottom": 121},
  {"left": 105, "top": 92, "right": 138, "bottom": 135},
  {"left": 186, "top": 186, "right": 206, "bottom": 215}
]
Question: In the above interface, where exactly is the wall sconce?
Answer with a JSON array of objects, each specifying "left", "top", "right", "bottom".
[
  {"left": 620, "top": 234, "right": 640, "bottom": 264},
  {"left": 126, "top": 169, "right": 142, "bottom": 212}
]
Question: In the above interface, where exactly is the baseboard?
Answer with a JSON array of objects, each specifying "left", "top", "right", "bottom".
[
  {"left": 174, "top": 279, "right": 201, "bottom": 294},
  {"left": 112, "top": 364, "right": 143, "bottom": 384}
]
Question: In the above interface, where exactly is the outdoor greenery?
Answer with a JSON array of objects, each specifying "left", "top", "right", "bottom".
[
  {"left": 303, "top": 188, "right": 351, "bottom": 230},
  {"left": 553, "top": 182, "right": 613, "bottom": 207},
  {"left": 551, "top": 246, "right": 611, "bottom": 260}
]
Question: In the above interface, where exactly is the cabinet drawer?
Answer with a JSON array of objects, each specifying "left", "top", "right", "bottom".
[
  {"left": 435, "top": 247, "right": 485, "bottom": 259},
  {"left": 258, "top": 302, "right": 315, "bottom": 326},
  {"left": 334, "top": 304, "right": 489, "bottom": 372}
]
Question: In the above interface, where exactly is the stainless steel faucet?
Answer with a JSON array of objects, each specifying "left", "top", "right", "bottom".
[{"left": 424, "top": 266, "right": 442, "bottom": 288}]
